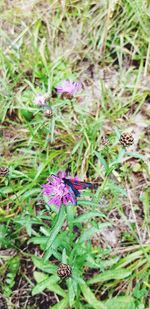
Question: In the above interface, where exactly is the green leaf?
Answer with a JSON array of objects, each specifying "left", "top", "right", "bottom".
[
  {"left": 95, "top": 151, "right": 108, "bottom": 170},
  {"left": 62, "top": 248, "right": 68, "bottom": 264},
  {"left": 11, "top": 170, "right": 31, "bottom": 179},
  {"left": 141, "top": 188, "right": 150, "bottom": 224},
  {"left": 51, "top": 297, "right": 68, "bottom": 309},
  {"left": 117, "top": 251, "right": 141, "bottom": 268},
  {"left": 86, "top": 256, "right": 120, "bottom": 270},
  {"left": 74, "top": 211, "right": 106, "bottom": 224},
  {"left": 33, "top": 271, "right": 48, "bottom": 282},
  {"left": 21, "top": 188, "right": 41, "bottom": 200},
  {"left": 126, "top": 152, "right": 145, "bottom": 160},
  {"left": 79, "top": 223, "right": 111, "bottom": 243},
  {"left": 66, "top": 204, "right": 74, "bottom": 230},
  {"left": 47, "top": 283, "right": 66, "bottom": 297},
  {"left": 80, "top": 281, "right": 106, "bottom": 309},
  {"left": 33, "top": 163, "right": 47, "bottom": 180},
  {"left": 32, "top": 256, "right": 57, "bottom": 274},
  {"left": 32, "top": 277, "right": 52, "bottom": 295},
  {"left": 88, "top": 268, "right": 131, "bottom": 284},
  {"left": 71, "top": 141, "right": 82, "bottom": 155},
  {"left": 20, "top": 109, "right": 33, "bottom": 121},
  {"left": 78, "top": 200, "right": 100, "bottom": 207},
  {"left": 40, "top": 226, "right": 51, "bottom": 236},
  {"left": 29, "top": 236, "right": 48, "bottom": 245},
  {"left": 68, "top": 278, "right": 76, "bottom": 307},
  {"left": 2, "top": 256, "right": 20, "bottom": 298},
  {"left": 32, "top": 274, "right": 59, "bottom": 295},
  {"left": 44, "top": 205, "right": 66, "bottom": 260},
  {"left": 109, "top": 149, "right": 126, "bottom": 166},
  {"left": 105, "top": 296, "right": 135, "bottom": 309}
]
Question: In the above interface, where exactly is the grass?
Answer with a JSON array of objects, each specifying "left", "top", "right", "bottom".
[{"left": 0, "top": 0, "right": 150, "bottom": 308}]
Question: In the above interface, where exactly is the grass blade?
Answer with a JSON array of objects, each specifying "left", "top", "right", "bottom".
[{"left": 88, "top": 269, "right": 131, "bottom": 284}]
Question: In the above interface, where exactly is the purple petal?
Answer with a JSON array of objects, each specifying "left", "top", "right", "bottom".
[
  {"left": 48, "top": 196, "right": 62, "bottom": 208},
  {"left": 42, "top": 184, "right": 53, "bottom": 195},
  {"left": 42, "top": 171, "right": 78, "bottom": 209},
  {"left": 34, "top": 94, "right": 46, "bottom": 105},
  {"left": 56, "top": 80, "right": 82, "bottom": 96}
]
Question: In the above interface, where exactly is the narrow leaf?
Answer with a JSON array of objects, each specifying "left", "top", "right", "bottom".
[
  {"left": 88, "top": 269, "right": 131, "bottom": 284},
  {"left": 33, "top": 271, "right": 48, "bottom": 283},
  {"left": 80, "top": 281, "right": 106, "bottom": 309},
  {"left": 105, "top": 296, "right": 135, "bottom": 309},
  {"left": 32, "top": 256, "right": 57, "bottom": 274},
  {"left": 68, "top": 278, "right": 75, "bottom": 307},
  {"left": 74, "top": 211, "right": 106, "bottom": 224},
  {"left": 126, "top": 152, "right": 145, "bottom": 160},
  {"left": 51, "top": 297, "right": 68, "bottom": 309},
  {"left": 32, "top": 275, "right": 59, "bottom": 295},
  {"left": 79, "top": 223, "right": 111, "bottom": 243},
  {"left": 44, "top": 206, "right": 65, "bottom": 260}
]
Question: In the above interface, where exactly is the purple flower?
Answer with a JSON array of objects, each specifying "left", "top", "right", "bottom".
[
  {"left": 34, "top": 93, "right": 49, "bottom": 106},
  {"left": 56, "top": 80, "right": 82, "bottom": 97},
  {"left": 42, "top": 172, "right": 76, "bottom": 208}
]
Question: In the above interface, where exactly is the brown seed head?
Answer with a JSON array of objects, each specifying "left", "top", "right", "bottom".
[
  {"left": 0, "top": 167, "right": 9, "bottom": 177},
  {"left": 61, "top": 92, "right": 73, "bottom": 100},
  {"left": 57, "top": 263, "right": 72, "bottom": 279},
  {"left": 119, "top": 132, "right": 134, "bottom": 147},
  {"left": 44, "top": 108, "right": 53, "bottom": 117}
]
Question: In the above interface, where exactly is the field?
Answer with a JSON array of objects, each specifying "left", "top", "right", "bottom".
[{"left": 0, "top": 1, "right": 150, "bottom": 308}]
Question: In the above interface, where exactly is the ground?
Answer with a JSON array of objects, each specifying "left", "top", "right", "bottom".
[{"left": 0, "top": 1, "right": 150, "bottom": 309}]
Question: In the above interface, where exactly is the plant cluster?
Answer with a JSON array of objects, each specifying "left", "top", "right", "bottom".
[{"left": 0, "top": 1, "right": 150, "bottom": 308}]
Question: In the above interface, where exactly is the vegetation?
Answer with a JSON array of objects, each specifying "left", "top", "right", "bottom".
[{"left": 0, "top": 0, "right": 150, "bottom": 308}]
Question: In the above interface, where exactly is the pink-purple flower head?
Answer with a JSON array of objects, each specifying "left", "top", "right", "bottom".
[
  {"left": 56, "top": 80, "right": 82, "bottom": 98},
  {"left": 34, "top": 93, "right": 49, "bottom": 106},
  {"left": 42, "top": 172, "right": 76, "bottom": 208}
]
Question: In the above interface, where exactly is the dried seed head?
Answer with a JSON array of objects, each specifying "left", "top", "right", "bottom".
[
  {"left": 57, "top": 263, "right": 72, "bottom": 279},
  {"left": 119, "top": 132, "right": 134, "bottom": 147},
  {"left": 0, "top": 167, "right": 9, "bottom": 177},
  {"left": 101, "top": 136, "right": 109, "bottom": 145},
  {"left": 44, "top": 108, "right": 53, "bottom": 117},
  {"left": 76, "top": 96, "right": 82, "bottom": 102}
]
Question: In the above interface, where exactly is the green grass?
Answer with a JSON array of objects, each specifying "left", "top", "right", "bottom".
[{"left": 0, "top": 0, "right": 150, "bottom": 308}]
